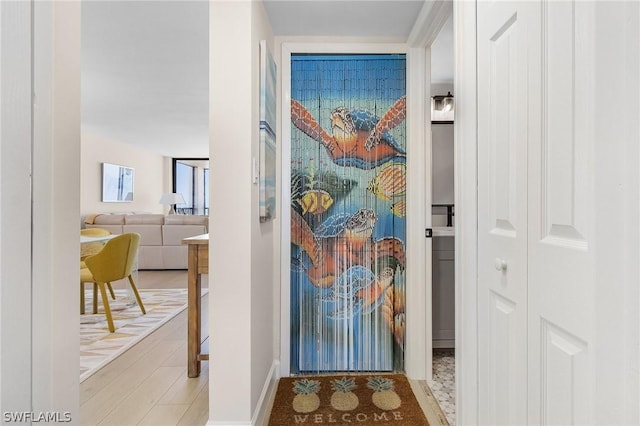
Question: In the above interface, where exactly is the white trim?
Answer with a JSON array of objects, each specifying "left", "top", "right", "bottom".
[
  {"left": 407, "top": 0, "right": 453, "bottom": 47},
  {"left": 405, "top": 46, "right": 430, "bottom": 381},
  {"left": 453, "top": 0, "right": 479, "bottom": 424},
  {"left": 250, "top": 361, "right": 280, "bottom": 426},
  {"left": 279, "top": 43, "right": 292, "bottom": 378},
  {"left": 279, "top": 41, "right": 428, "bottom": 379}
]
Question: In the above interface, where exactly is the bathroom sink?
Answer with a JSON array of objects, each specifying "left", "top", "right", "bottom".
[{"left": 433, "top": 226, "right": 455, "bottom": 237}]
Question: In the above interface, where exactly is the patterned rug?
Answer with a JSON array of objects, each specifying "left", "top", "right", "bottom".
[
  {"left": 268, "top": 374, "right": 430, "bottom": 425},
  {"left": 80, "top": 288, "right": 205, "bottom": 382}
]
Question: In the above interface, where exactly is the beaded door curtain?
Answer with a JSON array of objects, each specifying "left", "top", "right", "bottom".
[{"left": 290, "top": 54, "right": 407, "bottom": 373}]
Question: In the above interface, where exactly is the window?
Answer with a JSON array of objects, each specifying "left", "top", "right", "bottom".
[{"left": 172, "top": 158, "right": 209, "bottom": 215}]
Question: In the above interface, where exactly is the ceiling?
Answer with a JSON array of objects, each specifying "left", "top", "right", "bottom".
[{"left": 81, "top": 1, "right": 453, "bottom": 158}]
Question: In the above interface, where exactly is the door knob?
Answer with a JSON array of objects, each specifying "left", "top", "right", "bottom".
[{"left": 494, "top": 258, "right": 507, "bottom": 272}]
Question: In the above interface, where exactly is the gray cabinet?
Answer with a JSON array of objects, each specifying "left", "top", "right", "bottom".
[{"left": 432, "top": 236, "right": 455, "bottom": 348}]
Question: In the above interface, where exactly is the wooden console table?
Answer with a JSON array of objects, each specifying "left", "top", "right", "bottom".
[{"left": 182, "top": 233, "right": 209, "bottom": 377}]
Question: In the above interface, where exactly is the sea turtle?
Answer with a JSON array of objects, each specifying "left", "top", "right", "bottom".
[
  {"left": 380, "top": 265, "right": 406, "bottom": 348},
  {"left": 315, "top": 208, "right": 377, "bottom": 248},
  {"left": 291, "top": 97, "right": 407, "bottom": 170},
  {"left": 319, "top": 266, "right": 395, "bottom": 320},
  {"left": 291, "top": 207, "right": 377, "bottom": 287},
  {"left": 291, "top": 207, "right": 407, "bottom": 288}
]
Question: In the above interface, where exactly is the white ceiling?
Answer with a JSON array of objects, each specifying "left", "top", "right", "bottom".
[
  {"left": 81, "top": 1, "right": 453, "bottom": 158},
  {"left": 262, "top": 0, "right": 424, "bottom": 37}
]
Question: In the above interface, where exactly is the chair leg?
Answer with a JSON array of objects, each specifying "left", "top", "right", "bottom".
[
  {"left": 98, "top": 282, "right": 115, "bottom": 333},
  {"left": 80, "top": 282, "right": 85, "bottom": 315},
  {"left": 128, "top": 275, "right": 146, "bottom": 314},
  {"left": 93, "top": 283, "right": 98, "bottom": 314},
  {"left": 107, "top": 283, "right": 116, "bottom": 299}
]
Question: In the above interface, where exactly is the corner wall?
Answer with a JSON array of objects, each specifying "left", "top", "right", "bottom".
[
  {"left": 81, "top": 131, "right": 167, "bottom": 216},
  {"left": 209, "top": 1, "right": 276, "bottom": 424},
  {"left": 250, "top": 1, "right": 278, "bottom": 420}
]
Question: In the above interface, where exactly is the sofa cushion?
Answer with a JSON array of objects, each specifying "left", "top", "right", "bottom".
[
  {"left": 162, "top": 246, "right": 189, "bottom": 269},
  {"left": 124, "top": 214, "right": 165, "bottom": 225},
  {"left": 138, "top": 246, "right": 165, "bottom": 269},
  {"left": 92, "top": 214, "right": 127, "bottom": 225},
  {"left": 163, "top": 224, "right": 207, "bottom": 246},
  {"left": 164, "top": 215, "right": 208, "bottom": 228},
  {"left": 123, "top": 224, "right": 163, "bottom": 246}
]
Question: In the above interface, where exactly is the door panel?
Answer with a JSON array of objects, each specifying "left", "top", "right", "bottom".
[
  {"left": 477, "top": 1, "right": 531, "bottom": 424},
  {"left": 528, "top": 2, "right": 595, "bottom": 423},
  {"left": 479, "top": 1, "right": 598, "bottom": 424}
]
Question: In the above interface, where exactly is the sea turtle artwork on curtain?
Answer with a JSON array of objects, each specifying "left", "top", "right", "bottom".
[{"left": 290, "top": 54, "right": 407, "bottom": 373}]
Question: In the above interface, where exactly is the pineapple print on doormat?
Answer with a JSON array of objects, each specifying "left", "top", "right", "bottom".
[{"left": 268, "top": 374, "right": 429, "bottom": 425}]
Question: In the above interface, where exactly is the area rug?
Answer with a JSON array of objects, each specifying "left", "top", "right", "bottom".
[
  {"left": 268, "top": 374, "right": 429, "bottom": 425},
  {"left": 80, "top": 288, "right": 207, "bottom": 382}
]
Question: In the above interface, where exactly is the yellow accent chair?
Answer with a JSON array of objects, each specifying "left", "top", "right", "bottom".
[
  {"left": 80, "top": 227, "right": 116, "bottom": 299},
  {"left": 80, "top": 233, "right": 146, "bottom": 332}
]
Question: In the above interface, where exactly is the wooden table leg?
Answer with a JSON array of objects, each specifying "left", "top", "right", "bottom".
[{"left": 187, "top": 244, "right": 202, "bottom": 378}]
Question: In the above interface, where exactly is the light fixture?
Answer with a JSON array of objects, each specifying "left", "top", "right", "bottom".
[
  {"left": 159, "top": 192, "right": 185, "bottom": 215},
  {"left": 433, "top": 91, "right": 454, "bottom": 112}
]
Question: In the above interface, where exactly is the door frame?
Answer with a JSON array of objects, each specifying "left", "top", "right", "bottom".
[
  {"left": 279, "top": 42, "right": 431, "bottom": 379},
  {"left": 451, "top": 1, "right": 479, "bottom": 424}
]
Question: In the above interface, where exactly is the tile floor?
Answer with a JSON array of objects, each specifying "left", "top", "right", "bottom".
[{"left": 431, "top": 349, "right": 456, "bottom": 425}]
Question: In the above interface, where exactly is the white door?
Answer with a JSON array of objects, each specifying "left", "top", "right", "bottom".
[
  {"left": 477, "top": 1, "right": 610, "bottom": 425},
  {"left": 526, "top": 2, "right": 597, "bottom": 423},
  {"left": 477, "top": 1, "right": 532, "bottom": 423}
]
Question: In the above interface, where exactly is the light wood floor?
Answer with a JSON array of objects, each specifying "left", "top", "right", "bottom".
[
  {"left": 80, "top": 270, "right": 209, "bottom": 426},
  {"left": 80, "top": 270, "right": 448, "bottom": 426}
]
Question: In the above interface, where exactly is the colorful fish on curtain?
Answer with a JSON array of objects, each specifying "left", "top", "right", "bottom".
[{"left": 290, "top": 54, "right": 406, "bottom": 373}]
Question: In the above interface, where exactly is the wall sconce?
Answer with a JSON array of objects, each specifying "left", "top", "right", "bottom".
[
  {"left": 159, "top": 192, "right": 185, "bottom": 214},
  {"left": 431, "top": 91, "right": 455, "bottom": 122}
]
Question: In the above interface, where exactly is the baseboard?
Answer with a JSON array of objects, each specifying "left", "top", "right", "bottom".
[{"left": 251, "top": 360, "right": 280, "bottom": 426}]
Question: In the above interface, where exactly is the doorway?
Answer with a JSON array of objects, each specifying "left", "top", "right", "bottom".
[
  {"left": 289, "top": 53, "right": 408, "bottom": 373},
  {"left": 280, "top": 42, "right": 429, "bottom": 379},
  {"left": 429, "top": 11, "right": 456, "bottom": 425}
]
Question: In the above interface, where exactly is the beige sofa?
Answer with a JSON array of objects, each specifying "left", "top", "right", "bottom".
[{"left": 84, "top": 213, "right": 208, "bottom": 269}]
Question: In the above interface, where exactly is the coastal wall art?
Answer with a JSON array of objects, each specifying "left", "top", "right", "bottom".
[
  {"left": 259, "top": 40, "right": 277, "bottom": 222},
  {"left": 102, "top": 162, "right": 134, "bottom": 202}
]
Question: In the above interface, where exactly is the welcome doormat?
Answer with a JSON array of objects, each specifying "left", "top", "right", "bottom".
[{"left": 268, "top": 374, "right": 430, "bottom": 425}]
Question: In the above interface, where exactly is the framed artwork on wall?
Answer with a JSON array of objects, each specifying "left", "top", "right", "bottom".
[
  {"left": 259, "top": 40, "right": 277, "bottom": 222},
  {"left": 102, "top": 162, "right": 134, "bottom": 202}
]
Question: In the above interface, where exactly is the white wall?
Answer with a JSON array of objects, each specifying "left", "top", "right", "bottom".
[
  {"left": 250, "top": 2, "right": 277, "bottom": 420},
  {"left": 32, "top": 2, "right": 82, "bottom": 417},
  {"left": 81, "top": 131, "right": 167, "bottom": 216},
  {"left": 0, "top": 0, "right": 81, "bottom": 419},
  {"left": 431, "top": 82, "right": 452, "bottom": 98},
  {"left": 431, "top": 123, "right": 454, "bottom": 206},
  {"left": 431, "top": 82, "right": 454, "bottom": 226},
  {"left": 1, "top": 0, "right": 36, "bottom": 414},
  {"left": 209, "top": 1, "right": 276, "bottom": 424}
]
